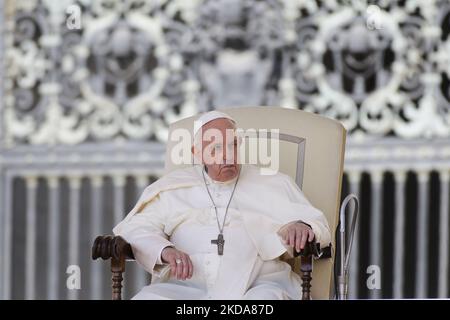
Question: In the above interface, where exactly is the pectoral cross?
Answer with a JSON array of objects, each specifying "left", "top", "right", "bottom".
[{"left": 211, "top": 233, "right": 225, "bottom": 255}]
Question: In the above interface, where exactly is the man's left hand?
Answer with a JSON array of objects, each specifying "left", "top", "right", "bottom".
[{"left": 277, "top": 221, "right": 315, "bottom": 252}]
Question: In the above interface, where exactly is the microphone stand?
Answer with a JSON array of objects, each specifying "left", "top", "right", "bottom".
[{"left": 337, "top": 194, "right": 359, "bottom": 300}]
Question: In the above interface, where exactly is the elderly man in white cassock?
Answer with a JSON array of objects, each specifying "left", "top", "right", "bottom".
[{"left": 113, "top": 111, "right": 331, "bottom": 300}]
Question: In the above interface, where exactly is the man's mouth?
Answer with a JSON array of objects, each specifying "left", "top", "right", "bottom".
[{"left": 221, "top": 164, "right": 235, "bottom": 169}]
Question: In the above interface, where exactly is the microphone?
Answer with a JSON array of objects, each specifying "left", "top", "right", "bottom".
[{"left": 338, "top": 194, "right": 359, "bottom": 300}]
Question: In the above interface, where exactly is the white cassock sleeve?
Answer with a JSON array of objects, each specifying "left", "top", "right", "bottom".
[
  {"left": 113, "top": 193, "right": 173, "bottom": 277},
  {"left": 280, "top": 175, "right": 332, "bottom": 257}
]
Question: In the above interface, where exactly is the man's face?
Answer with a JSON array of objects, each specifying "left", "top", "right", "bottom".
[{"left": 192, "top": 118, "right": 241, "bottom": 182}]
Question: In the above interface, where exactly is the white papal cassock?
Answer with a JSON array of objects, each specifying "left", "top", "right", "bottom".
[{"left": 113, "top": 164, "right": 331, "bottom": 300}]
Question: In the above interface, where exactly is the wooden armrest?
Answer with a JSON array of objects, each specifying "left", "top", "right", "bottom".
[
  {"left": 92, "top": 235, "right": 135, "bottom": 261},
  {"left": 92, "top": 235, "right": 135, "bottom": 300},
  {"left": 293, "top": 240, "right": 332, "bottom": 259},
  {"left": 293, "top": 240, "right": 332, "bottom": 300},
  {"left": 294, "top": 241, "right": 319, "bottom": 258}
]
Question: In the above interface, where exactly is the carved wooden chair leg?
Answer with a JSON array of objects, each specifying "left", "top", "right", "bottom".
[
  {"left": 300, "top": 255, "right": 313, "bottom": 300},
  {"left": 111, "top": 256, "right": 125, "bottom": 300}
]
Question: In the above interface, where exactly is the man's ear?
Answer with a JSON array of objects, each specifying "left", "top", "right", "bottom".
[{"left": 191, "top": 145, "right": 197, "bottom": 165}]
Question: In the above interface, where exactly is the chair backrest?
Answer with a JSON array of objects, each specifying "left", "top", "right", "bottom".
[{"left": 164, "top": 106, "right": 346, "bottom": 299}]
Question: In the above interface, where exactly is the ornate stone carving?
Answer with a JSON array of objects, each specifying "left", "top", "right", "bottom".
[{"left": 3, "top": 0, "right": 450, "bottom": 145}]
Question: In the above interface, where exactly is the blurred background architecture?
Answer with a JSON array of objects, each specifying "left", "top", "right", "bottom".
[{"left": 1, "top": 0, "right": 450, "bottom": 299}]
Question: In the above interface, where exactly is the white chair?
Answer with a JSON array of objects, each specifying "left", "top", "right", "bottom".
[{"left": 93, "top": 106, "right": 347, "bottom": 299}]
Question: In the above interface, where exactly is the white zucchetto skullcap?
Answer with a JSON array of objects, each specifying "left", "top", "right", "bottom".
[{"left": 193, "top": 110, "right": 236, "bottom": 138}]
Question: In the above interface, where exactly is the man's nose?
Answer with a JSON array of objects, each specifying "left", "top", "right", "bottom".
[{"left": 222, "top": 145, "right": 235, "bottom": 163}]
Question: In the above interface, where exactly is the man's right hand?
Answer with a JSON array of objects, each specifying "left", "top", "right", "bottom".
[{"left": 161, "top": 247, "right": 193, "bottom": 280}]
